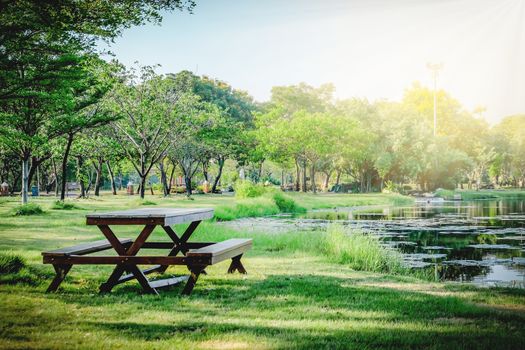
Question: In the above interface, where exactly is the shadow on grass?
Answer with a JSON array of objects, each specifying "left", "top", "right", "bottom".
[{"left": 11, "top": 273, "right": 522, "bottom": 349}]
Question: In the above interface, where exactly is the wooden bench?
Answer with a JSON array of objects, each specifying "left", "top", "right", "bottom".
[
  {"left": 182, "top": 238, "right": 252, "bottom": 295},
  {"left": 42, "top": 238, "right": 132, "bottom": 292}
]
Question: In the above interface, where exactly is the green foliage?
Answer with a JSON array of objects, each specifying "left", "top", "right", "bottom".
[
  {"left": 322, "top": 225, "right": 406, "bottom": 274},
  {"left": 272, "top": 192, "right": 306, "bottom": 213},
  {"left": 234, "top": 180, "right": 268, "bottom": 198},
  {"left": 0, "top": 252, "right": 26, "bottom": 274},
  {"left": 11, "top": 203, "right": 44, "bottom": 216},
  {"left": 214, "top": 197, "right": 280, "bottom": 221},
  {"left": 51, "top": 201, "right": 80, "bottom": 210}
]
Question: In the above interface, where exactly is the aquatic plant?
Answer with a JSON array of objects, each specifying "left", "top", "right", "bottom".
[{"left": 322, "top": 225, "right": 406, "bottom": 274}]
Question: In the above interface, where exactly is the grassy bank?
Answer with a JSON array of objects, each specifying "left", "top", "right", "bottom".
[
  {"left": 1, "top": 195, "right": 524, "bottom": 349},
  {"left": 436, "top": 189, "right": 525, "bottom": 200}
]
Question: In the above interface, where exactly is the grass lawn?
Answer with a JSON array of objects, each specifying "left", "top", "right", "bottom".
[{"left": 1, "top": 194, "right": 524, "bottom": 349}]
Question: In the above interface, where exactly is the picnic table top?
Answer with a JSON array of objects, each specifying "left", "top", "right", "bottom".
[{"left": 86, "top": 207, "right": 214, "bottom": 226}]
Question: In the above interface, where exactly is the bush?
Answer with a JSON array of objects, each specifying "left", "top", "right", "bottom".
[
  {"left": 12, "top": 203, "right": 44, "bottom": 216},
  {"left": 322, "top": 225, "right": 405, "bottom": 274},
  {"left": 234, "top": 180, "right": 268, "bottom": 199},
  {"left": 0, "top": 252, "right": 26, "bottom": 274},
  {"left": 51, "top": 200, "right": 80, "bottom": 210},
  {"left": 272, "top": 192, "right": 306, "bottom": 213}
]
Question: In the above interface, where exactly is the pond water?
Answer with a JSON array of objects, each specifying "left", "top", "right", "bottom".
[{"left": 224, "top": 199, "right": 525, "bottom": 287}]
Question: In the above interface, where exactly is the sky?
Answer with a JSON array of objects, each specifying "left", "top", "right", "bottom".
[{"left": 100, "top": 0, "right": 525, "bottom": 124}]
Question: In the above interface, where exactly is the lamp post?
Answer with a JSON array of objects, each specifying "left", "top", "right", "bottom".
[{"left": 427, "top": 63, "right": 443, "bottom": 137}]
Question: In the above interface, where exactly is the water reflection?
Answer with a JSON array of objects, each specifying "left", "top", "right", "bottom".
[{"left": 225, "top": 199, "right": 525, "bottom": 287}]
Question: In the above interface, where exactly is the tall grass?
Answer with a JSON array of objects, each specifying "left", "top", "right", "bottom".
[
  {"left": 0, "top": 252, "right": 26, "bottom": 274},
  {"left": 215, "top": 192, "right": 305, "bottom": 221},
  {"left": 436, "top": 189, "right": 525, "bottom": 200},
  {"left": 11, "top": 203, "right": 44, "bottom": 216},
  {"left": 214, "top": 197, "right": 280, "bottom": 221},
  {"left": 322, "top": 225, "right": 406, "bottom": 274},
  {"left": 51, "top": 200, "right": 81, "bottom": 210}
]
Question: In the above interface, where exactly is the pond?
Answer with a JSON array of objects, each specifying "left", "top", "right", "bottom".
[{"left": 224, "top": 199, "right": 525, "bottom": 287}]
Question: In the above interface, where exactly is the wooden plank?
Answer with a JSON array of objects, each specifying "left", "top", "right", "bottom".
[
  {"left": 149, "top": 276, "right": 189, "bottom": 289},
  {"left": 141, "top": 242, "right": 215, "bottom": 249},
  {"left": 42, "top": 238, "right": 132, "bottom": 256},
  {"left": 43, "top": 255, "right": 192, "bottom": 265},
  {"left": 86, "top": 208, "right": 214, "bottom": 226},
  {"left": 186, "top": 239, "right": 252, "bottom": 265}
]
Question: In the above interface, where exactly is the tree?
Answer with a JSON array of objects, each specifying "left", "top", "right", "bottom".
[
  {"left": 109, "top": 67, "right": 185, "bottom": 198},
  {"left": 48, "top": 58, "right": 118, "bottom": 200},
  {"left": 168, "top": 95, "right": 224, "bottom": 197},
  {"left": 0, "top": 0, "right": 195, "bottom": 203}
]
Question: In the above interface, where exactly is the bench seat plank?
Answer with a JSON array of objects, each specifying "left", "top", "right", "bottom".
[
  {"left": 42, "top": 238, "right": 132, "bottom": 256},
  {"left": 186, "top": 238, "right": 252, "bottom": 265}
]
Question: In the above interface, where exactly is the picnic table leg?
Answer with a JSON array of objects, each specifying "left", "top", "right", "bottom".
[
  {"left": 98, "top": 224, "right": 159, "bottom": 294},
  {"left": 46, "top": 264, "right": 72, "bottom": 292},
  {"left": 158, "top": 221, "right": 201, "bottom": 273},
  {"left": 227, "top": 254, "right": 247, "bottom": 274},
  {"left": 181, "top": 265, "right": 206, "bottom": 295}
]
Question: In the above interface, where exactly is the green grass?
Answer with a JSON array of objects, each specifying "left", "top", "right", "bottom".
[
  {"left": 0, "top": 194, "right": 524, "bottom": 349},
  {"left": 436, "top": 189, "right": 525, "bottom": 200},
  {"left": 11, "top": 202, "right": 44, "bottom": 216},
  {"left": 51, "top": 200, "right": 81, "bottom": 210}
]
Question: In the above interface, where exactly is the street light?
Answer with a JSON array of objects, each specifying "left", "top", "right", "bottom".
[{"left": 427, "top": 62, "right": 443, "bottom": 137}]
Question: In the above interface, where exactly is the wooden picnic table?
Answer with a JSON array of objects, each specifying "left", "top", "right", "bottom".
[{"left": 42, "top": 208, "right": 252, "bottom": 295}]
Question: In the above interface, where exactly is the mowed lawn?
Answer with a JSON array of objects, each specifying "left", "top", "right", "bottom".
[{"left": 0, "top": 194, "right": 524, "bottom": 349}]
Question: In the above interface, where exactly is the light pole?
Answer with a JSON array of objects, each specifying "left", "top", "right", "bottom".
[{"left": 427, "top": 63, "right": 443, "bottom": 137}]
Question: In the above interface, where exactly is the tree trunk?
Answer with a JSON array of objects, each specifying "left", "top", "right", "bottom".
[
  {"left": 76, "top": 155, "right": 86, "bottom": 199},
  {"left": 94, "top": 158, "right": 103, "bottom": 196},
  {"left": 51, "top": 157, "right": 59, "bottom": 197},
  {"left": 21, "top": 157, "right": 29, "bottom": 204},
  {"left": 60, "top": 134, "right": 74, "bottom": 201},
  {"left": 184, "top": 174, "right": 192, "bottom": 197},
  {"left": 106, "top": 161, "right": 117, "bottom": 195},
  {"left": 301, "top": 160, "right": 307, "bottom": 192},
  {"left": 202, "top": 160, "right": 209, "bottom": 182},
  {"left": 11, "top": 171, "right": 21, "bottom": 194},
  {"left": 295, "top": 160, "right": 300, "bottom": 191},
  {"left": 167, "top": 161, "right": 177, "bottom": 194},
  {"left": 310, "top": 164, "right": 316, "bottom": 193},
  {"left": 281, "top": 169, "right": 285, "bottom": 188},
  {"left": 335, "top": 170, "right": 341, "bottom": 185},
  {"left": 323, "top": 171, "right": 331, "bottom": 192},
  {"left": 212, "top": 156, "right": 225, "bottom": 193},
  {"left": 158, "top": 161, "right": 169, "bottom": 196},
  {"left": 27, "top": 155, "right": 51, "bottom": 189},
  {"left": 140, "top": 175, "right": 146, "bottom": 199}
]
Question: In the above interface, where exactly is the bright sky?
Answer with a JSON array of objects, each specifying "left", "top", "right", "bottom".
[{"left": 100, "top": 0, "right": 525, "bottom": 124}]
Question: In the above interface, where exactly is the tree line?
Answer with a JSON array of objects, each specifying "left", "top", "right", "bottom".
[{"left": 1, "top": 1, "right": 524, "bottom": 204}]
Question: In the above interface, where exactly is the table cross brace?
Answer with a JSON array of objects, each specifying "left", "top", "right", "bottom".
[{"left": 98, "top": 224, "right": 158, "bottom": 294}]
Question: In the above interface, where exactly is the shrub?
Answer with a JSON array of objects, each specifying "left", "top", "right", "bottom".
[
  {"left": 234, "top": 180, "right": 268, "bottom": 199},
  {"left": 51, "top": 200, "right": 80, "bottom": 210},
  {"left": 0, "top": 252, "right": 26, "bottom": 274},
  {"left": 322, "top": 225, "right": 405, "bottom": 274},
  {"left": 12, "top": 203, "right": 44, "bottom": 216},
  {"left": 272, "top": 192, "right": 306, "bottom": 213}
]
